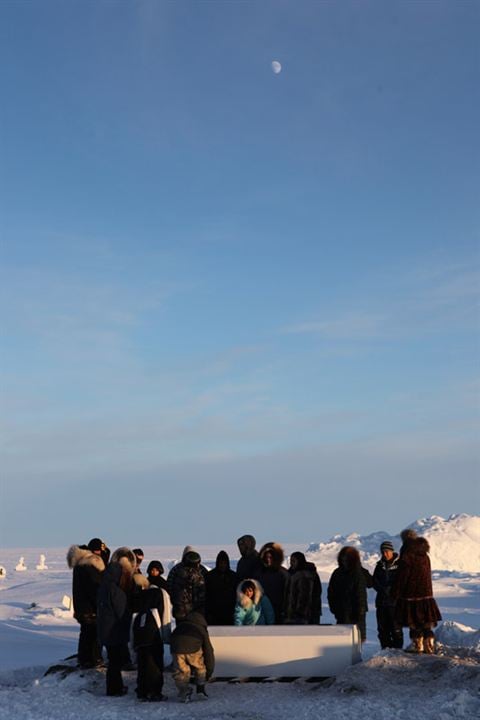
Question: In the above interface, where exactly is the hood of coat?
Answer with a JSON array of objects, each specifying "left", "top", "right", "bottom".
[
  {"left": 110, "top": 547, "right": 136, "bottom": 576},
  {"left": 259, "top": 542, "right": 285, "bottom": 570},
  {"left": 133, "top": 573, "right": 150, "bottom": 590},
  {"left": 147, "top": 560, "right": 164, "bottom": 576},
  {"left": 237, "top": 534, "right": 257, "bottom": 557},
  {"left": 182, "top": 545, "right": 196, "bottom": 559},
  {"left": 180, "top": 610, "right": 208, "bottom": 628},
  {"left": 289, "top": 551, "right": 308, "bottom": 573},
  {"left": 337, "top": 546, "right": 361, "bottom": 571},
  {"left": 66, "top": 545, "right": 105, "bottom": 572},
  {"left": 103, "top": 561, "right": 124, "bottom": 586},
  {"left": 236, "top": 578, "right": 264, "bottom": 608},
  {"left": 215, "top": 550, "right": 231, "bottom": 571},
  {"left": 407, "top": 537, "right": 430, "bottom": 556}
]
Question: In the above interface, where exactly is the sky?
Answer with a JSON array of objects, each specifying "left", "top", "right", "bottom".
[{"left": 1, "top": 0, "right": 479, "bottom": 548}]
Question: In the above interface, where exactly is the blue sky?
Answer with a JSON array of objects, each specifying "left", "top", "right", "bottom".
[{"left": 1, "top": 1, "right": 479, "bottom": 548}]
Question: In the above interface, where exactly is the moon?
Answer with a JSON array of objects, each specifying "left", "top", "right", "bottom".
[{"left": 271, "top": 60, "right": 282, "bottom": 75}]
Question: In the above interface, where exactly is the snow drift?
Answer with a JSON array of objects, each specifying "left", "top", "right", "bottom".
[{"left": 305, "top": 513, "right": 480, "bottom": 573}]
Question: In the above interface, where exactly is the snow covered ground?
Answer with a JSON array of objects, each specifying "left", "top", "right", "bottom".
[{"left": 1, "top": 515, "right": 479, "bottom": 719}]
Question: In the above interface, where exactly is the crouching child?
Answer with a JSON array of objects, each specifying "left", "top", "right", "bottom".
[
  {"left": 170, "top": 611, "right": 215, "bottom": 702},
  {"left": 132, "top": 572, "right": 172, "bottom": 702}
]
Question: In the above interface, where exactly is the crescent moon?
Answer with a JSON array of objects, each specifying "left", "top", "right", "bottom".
[{"left": 271, "top": 60, "right": 282, "bottom": 75}]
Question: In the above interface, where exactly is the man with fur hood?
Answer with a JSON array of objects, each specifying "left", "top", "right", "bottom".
[
  {"left": 167, "top": 547, "right": 207, "bottom": 621},
  {"left": 236, "top": 534, "right": 262, "bottom": 581},
  {"left": 392, "top": 534, "right": 442, "bottom": 654},
  {"left": 285, "top": 552, "right": 322, "bottom": 624},
  {"left": 66, "top": 538, "right": 106, "bottom": 668},
  {"left": 255, "top": 542, "right": 290, "bottom": 624},
  {"left": 97, "top": 547, "right": 136, "bottom": 695},
  {"left": 327, "top": 546, "right": 368, "bottom": 641},
  {"left": 373, "top": 541, "right": 403, "bottom": 649}
]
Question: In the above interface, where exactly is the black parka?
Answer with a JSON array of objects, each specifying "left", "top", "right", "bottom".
[
  {"left": 67, "top": 545, "right": 105, "bottom": 623},
  {"left": 205, "top": 552, "right": 237, "bottom": 625},
  {"left": 97, "top": 563, "right": 132, "bottom": 647}
]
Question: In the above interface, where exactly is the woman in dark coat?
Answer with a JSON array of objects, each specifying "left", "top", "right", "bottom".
[
  {"left": 327, "top": 546, "right": 368, "bottom": 641},
  {"left": 97, "top": 561, "right": 133, "bottom": 696},
  {"left": 392, "top": 535, "right": 441, "bottom": 653},
  {"left": 285, "top": 552, "right": 322, "bottom": 624},
  {"left": 205, "top": 551, "right": 237, "bottom": 625},
  {"left": 255, "top": 542, "right": 290, "bottom": 624}
]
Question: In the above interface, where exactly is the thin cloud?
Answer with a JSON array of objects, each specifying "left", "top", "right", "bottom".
[
  {"left": 282, "top": 312, "right": 385, "bottom": 339},
  {"left": 280, "top": 256, "right": 479, "bottom": 342}
]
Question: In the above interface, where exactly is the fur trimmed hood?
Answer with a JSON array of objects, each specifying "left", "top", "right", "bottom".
[
  {"left": 236, "top": 578, "right": 264, "bottom": 608},
  {"left": 133, "top": 573, "right": 150, "bottom": 589},
  {"left": 110, "top": 547, "right": 136, "bottom": 576},
  {"left": 406, "top": 537, "right": 430, "bottom": 556},
  {"left": 66, "top": 545, "right": 105, "bottom": 572},
  {"left": 337, "top": 545, "right": 361, "bottom": 570},
  {"left": 259, "top": 542, "right": 285, "bottom": 570}
]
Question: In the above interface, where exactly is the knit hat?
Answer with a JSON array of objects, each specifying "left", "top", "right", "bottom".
[{"left": 380, "top": 541, "right": 394, "bottom": 553}]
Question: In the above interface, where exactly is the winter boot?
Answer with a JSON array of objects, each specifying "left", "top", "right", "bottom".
[
  {"left": 178, "top": 686, "right": 192, "bottom": 703},
  {"left": 405, "top": 637, "right": 423, "bottom": 653},
  {"left": 196, "top": 684, "right": 208, "bottom": 699},
  {"left": 414, "top": 636, "right": 424, "bottom": 653},
  {"left": 424, "top": 636, "right": 435, "bottom": 655}
]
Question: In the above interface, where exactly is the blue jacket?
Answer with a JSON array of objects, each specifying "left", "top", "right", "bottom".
[{"left": 234, "top": 579, "right": 275, "bottom": 626}]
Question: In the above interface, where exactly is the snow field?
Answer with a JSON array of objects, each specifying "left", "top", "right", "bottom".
[{"left": 0, "top": 515, "right": 479, "bottom": 719}]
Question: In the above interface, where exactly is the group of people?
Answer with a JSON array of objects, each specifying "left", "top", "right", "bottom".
[
  {"left": 67, "top": 529, "right": 441, "bottom": 702},
  {"left": 327, "top": 529, "right": 442, "bottom": 653}
]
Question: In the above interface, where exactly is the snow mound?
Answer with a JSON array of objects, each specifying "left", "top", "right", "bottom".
[
  {"left": 306, "top": 514, "right": 480, "bottom": 573},
  {"left": 436, "top": 621, "right": 480, "bottom": 652}
]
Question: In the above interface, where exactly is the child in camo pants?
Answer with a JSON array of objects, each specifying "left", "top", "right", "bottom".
[{"left": 170, "top": 611, "right": 215, "bottom": 702}]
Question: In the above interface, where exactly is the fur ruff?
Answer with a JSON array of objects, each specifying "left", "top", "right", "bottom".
[
  {"left": 133, "top": 573, "right": 150, "bottom": 589},
  {"left": 259, "top": 542, "right": 285, "bottom": 569},
  {"left": 236, "top": 578, "right": 264, "bottom": 608},
  {"left": 110, "top": 547, "right": 136, "bottom": 576},
  {"left": 66, "top": 545, "right": 105, "bottom": 572}
]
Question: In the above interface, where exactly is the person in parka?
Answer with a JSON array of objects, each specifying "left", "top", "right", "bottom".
[
  {"left": 167, "top": 548, "right": 207, "bottom": 621},
  {"left": 373, "top": 541, "right": 403, "bottom": 649},
  {"left": 147, "top": 560, "right": 169, "bottom": 593},
  {"left": 132, "top": 574, "right": 171, "bottom": 701},
  {"left": 170, "top": 611, "right": 215, "bottom": 702},
  {"left": 327, "top": 546, "right": 368, "bottom": 641},
  {"left": 285, "top": 552, "right": 322, "bottom": 624},
  {"left": 66, "top": 538, "right": 106, "bottom": 668},
  {"left": 205, "top": 551, "right": 237, "bottom": 625},
  {"left": 254, "top": 542, "right": 290, "bottom": 624},
  {"left": 392, "top": 535, "right": 442, "bottom": 654},
  {"left": 109, "top": 546, "right": 137, "bottom": 669},
  {"left": 97, "top": 561, "right": 133, "bottom": 696},
  {"left": 236, "top": 534, "right": 262, "bottom": 581},
  {"left": 234, "top": 579, "right": 275, "bottom": 625}
]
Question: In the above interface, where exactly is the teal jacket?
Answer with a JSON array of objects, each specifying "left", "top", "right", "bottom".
[{"left": 233, "top": 579, "right": 275, "bottom": 626}]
